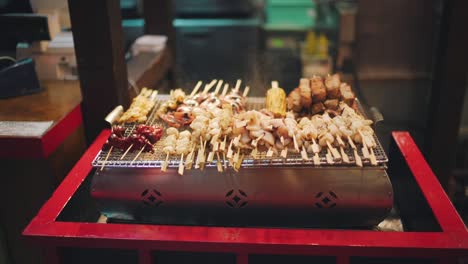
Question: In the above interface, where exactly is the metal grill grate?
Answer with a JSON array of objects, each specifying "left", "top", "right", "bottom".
[{"left": 92, "top": 96, "right": 388, "bottom": 168}]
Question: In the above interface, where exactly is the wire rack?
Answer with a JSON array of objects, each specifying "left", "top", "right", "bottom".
[{"left": 92, "top": 96, "right": 388, "bottom": 168}]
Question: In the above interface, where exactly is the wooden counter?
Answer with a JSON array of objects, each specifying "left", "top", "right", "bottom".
[
  {"left": 0, "top": 80, "right": 87, "bottom": 264},
  {"left": 0, "top": 80, "right": 83, "bottom": 158}
]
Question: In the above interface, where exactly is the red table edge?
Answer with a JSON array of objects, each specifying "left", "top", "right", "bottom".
[
  {"left": 391, "top": 131, "right": 467, "bottom": 233},
  {"left": 0, "top": 104, "right": 83, "bottom": 159},
  {"left": 22, "top": 129, "right": 468, "bottom": 255}
]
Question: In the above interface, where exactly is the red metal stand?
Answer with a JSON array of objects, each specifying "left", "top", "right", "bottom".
[{"left": 23, "top": 131, "right": 468, "bottom": 263}]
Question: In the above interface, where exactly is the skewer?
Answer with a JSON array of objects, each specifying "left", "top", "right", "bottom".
[
  {"left": 266, "top": 147, "right": 274, "bottom": 157},
  {"left": 233, "top": 148, "right": 240, "bottom": 164},
  {"left": 347, "top": 136, "right": 362, "bottom": 167},
  {"left": 251, "top": 147, "right": 258, "bottom": 158},
  {"left": 100, "top": 146, "right": 113, "bottom": 171},
  {"left": 223, "top": 152, "right": 227, "bottom": 169},
  {"left": 185, "top": 147, "right": 195, "bottom": 169},
  {"left": 234, "top": 79, "right": 242, "bottom": 92},
  {"left": 207, "top": 151, "right": 215, "bottom": 162},
  {"left": 221, "top": 83, "right": 229, "bottom": 97},
  {"left": 361, "top": 140, "right": 370, "bottom": 159},
  {"left": 202, "top": 79, "right": 217, "bottom": 94},
  {"left": 369, "top": 148, "right": 378, "bottom": 165},
  {"left": 292, "top": 134, "right": 300, "bottom": 152},
  {"left": 243, "top": 86, "right": 250, "bottom": 97},
  {"left": 226, "top": 138, "right": 234, "bottom": 158},
  {"left": 200, "top": 140, "right": 208, "bottom": 170},
  {"left": 326, "top": 141, "right": 341, "bottom": 160},
  {"left": 233, "top": 134, "right": 241, "bottom": 146},
  {"left": 220, "top": 136, "right": 227, "bottom": 152},
  {"left": 178, "top": 154, "right": 185, "bottom": 175},
  {"left": 251, "top": 133, "right": 264, "bottom": 147},
  {"left": 214, "top": 80, "right": 224, "bottom": 95},
  {"left": 280, "top": 148, "right": 288, "bottom": 159},
  {"left": 326, "top": 148, "right": 334, "bottom": 164},
  {"left": 162, "top": 152, "right": 169, "bottom": 171},
  {"left": 130, "top": 146, "right": 145, "bottom": 165},
  {"left": 358, "top": 130, "right": 377, "bottom": 164},
  {"left": 120, "top": 144, "right": 133, "bottom": 160},
  {"left": 311, "top": 138, "right": 320, "bottom": 153},
  {"left": 313, "top": 152, "right": 320, "bottom": 165},
  {"left": 216, "top": 152, "right": 223, "bottom": 172},
  {"left": 280, "top": 136, "right": 285, "bottom": 146},
  {"left": 301, "top": 146, "right": 309, "bottom": 161},
  {"left": 190, "top": 81, "right": 203, "bottom": 97},
  {"left": 336, "top": 136, "right": 349, "bottom": 163},
  {"left": 234, "top": 154, "right": 244, "bottom": 172},
  {"left": 340, "top": 147, "right": 350, "bottom": 163},
  {"left": 212, "top": 141, "right": 219, "bottom": 152}
]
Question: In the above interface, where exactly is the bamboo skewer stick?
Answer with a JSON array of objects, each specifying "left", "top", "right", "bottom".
[
  {"left": 347, "top": 136, "right": 362, "bottom": 167},
  {"left": 190, "top": 81, "right": 203, "bottom": 97},
  {"left": 216, "top": 152, "right": 223, "bottom": 172},
  {"left": 221, "top": 83, "right": 229, "bottom": 96},
  {"left": 220, "top": 135, "right": 227, "bottom": 152},
  {"left": 340, "top": 147, "right": 350, "bottom": 163},
  {"left": 162, "top": 152, "right": 170, "bottom": 171},
  {"left": 369, "top": 148, "right": 378, "bottom": 165},
  {"left": 266, "top": 147, "right": 274, "bottom": 157},
  {"left": 251, "top": 133, "right": 264, "bottom": 147},
  {"left": 178, "top": 154, "right": 185, "bottom": 175},
  {"left": 207, "top": 151, "right": 215, "bottom": 162},
  {"left": 233, "top": 134, "right": 241, "bottom": 146},
  {"left": 234, "top": 79, "right": 242, "bottom": 92},
  {"left": 336, "top": 136, "right": 349, "bottom": 163},
  {"left": 292, "top": 134, "right": 299, "bottom": 152},
  {"left": 226, "top": 138, "right": 234, "bottom": 158},
  {"left": 202, "top": 79, "right": 217, "bottom": 94},
  {"left": 310, "top": 138, "right": 320, "bottom": 165},
  {"left": 214, "top": 80, "right": 223, "bottom": 95},
  {"left": 361, "top": 140, "right": 370, "bottom": 159},
  {"left": 120, "top": 144, "right": 133, "bottom": 160},
  {"left": 130, "top": 146, "right": 145, "bottom": 165},
  {"left": 251, "top": 147, "right": 258, "bottom": 158},
  {"left": 326, "top": 148, "right": 334, "bottom": 164},
  {"left": 280, "top": 148, "right": 288, "bottom": 159},
  {"left": 243, "top": 86, "right": 250, "bottom": 97},
  {"left": 326, "top": 141, "right": 341, "bottom": 160},
  {"left": 100, "top": 146, "right": 113, "bottom": 171},
  {"left": 301, "top": 146, "right": 309, "bottom": 161},
  {"left": 185, "top": 147, "right": 195, "bottom": 169}
]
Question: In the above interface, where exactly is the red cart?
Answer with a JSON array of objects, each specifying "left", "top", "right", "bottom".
[{"left": 23, "top": 131, "right": 468, "bottom": 264}]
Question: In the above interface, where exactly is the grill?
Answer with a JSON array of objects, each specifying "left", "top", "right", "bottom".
[
  {"left": 92, "top": 96, "right": 388, "bottom": 168},
  {"left": 91, "top": 95, "right": 393, "bottom": 228}
]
